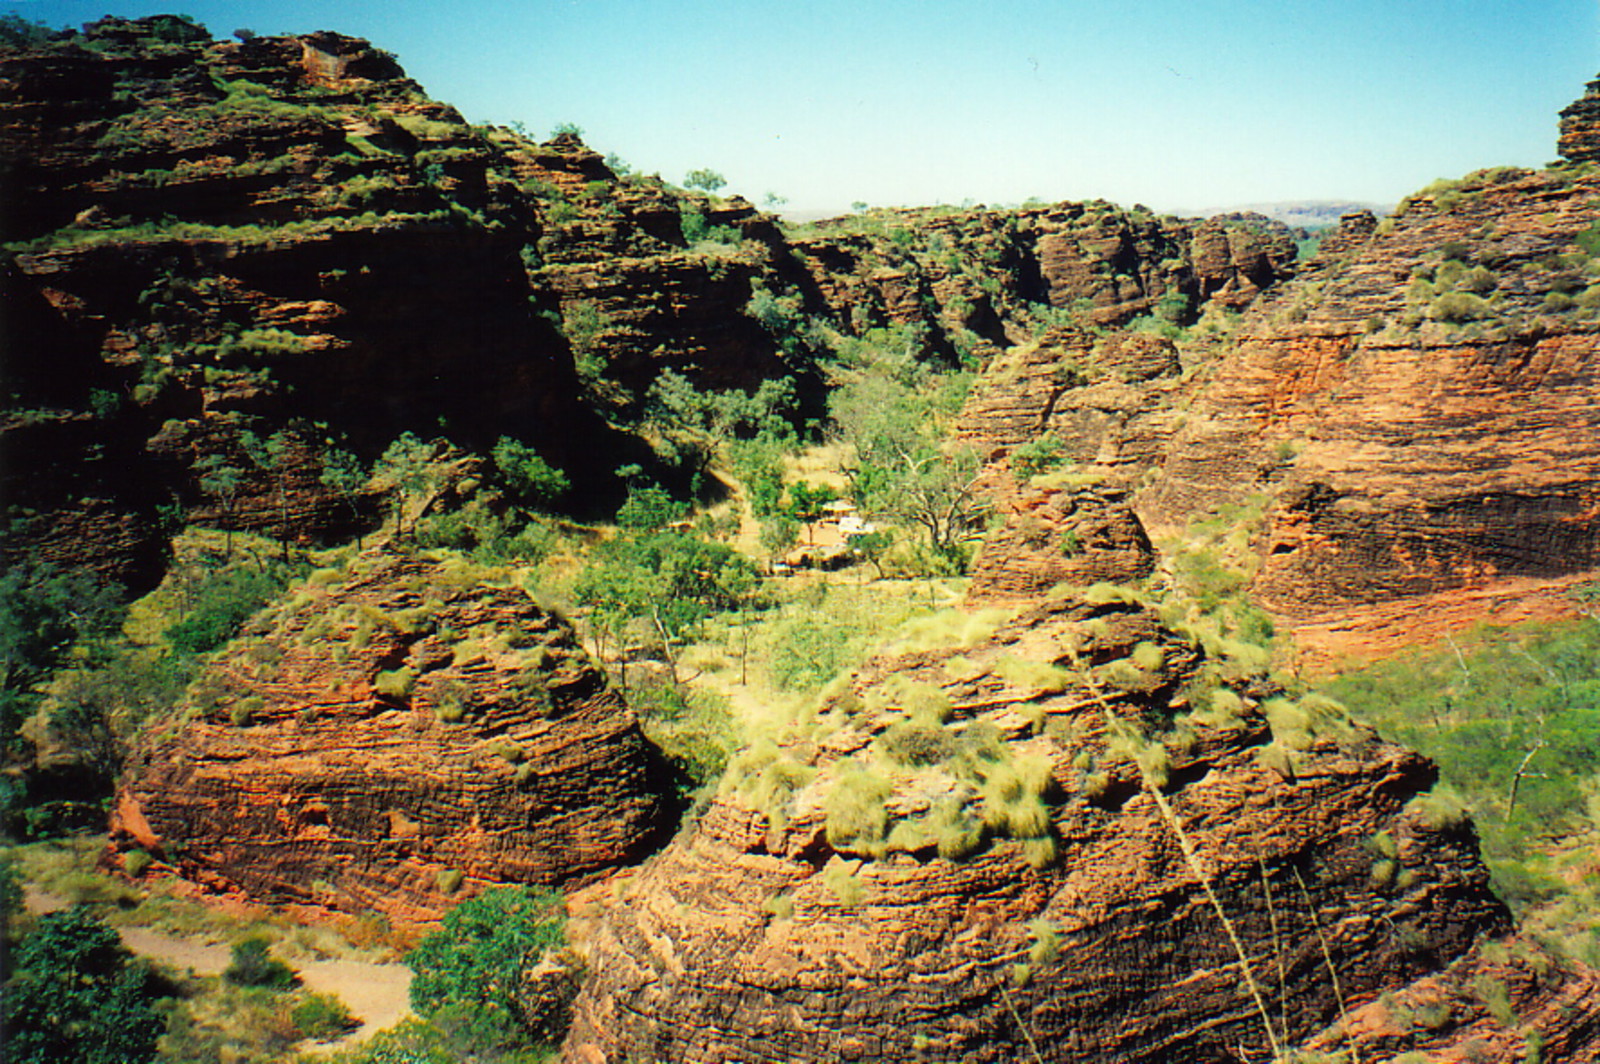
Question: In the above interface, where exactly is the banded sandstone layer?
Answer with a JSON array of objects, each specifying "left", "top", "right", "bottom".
[
  {"left": 109, "top": 549, "right": 667, "bottom": 923},
  {"left": 1138, "top": 169, "right": 1600, "bottom": 665},
  {"left": 562, "top": 593, "right": 1515, "bottom": 1063}
]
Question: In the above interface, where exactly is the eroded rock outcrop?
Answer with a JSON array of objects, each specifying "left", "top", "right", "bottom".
[
  {"left": 787, "top": 205, "right": 1297, "bottom": 365},
  {"left": 1291, "top": 934, "right": 1600, "bottom": 1062},
  {"left": 965, "top": 487, "right": 1156, "bottom": 604},
  {"left": 1560, "top": 74, "right": 1600, "bottom": 164},
  {"left": 957, "top": 327, "right": 1185, "bottom": 474},
  {"left": 0, "top": 18, "right": 639, "bottom": 582},
  {"left": 1139, "top": 168, "right": 1600, "bottom": 664},
  {"left": 563, "top": 592, "right": 1513, "bottom": 1063},
  {"left": 109, "top": 549, "right": 667, "bottom": 923}
]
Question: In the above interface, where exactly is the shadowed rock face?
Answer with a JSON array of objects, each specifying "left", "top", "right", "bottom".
[
  {"left": 562, "top": 595, "right": 1511, "bottom": 1063},
  {"left": 109, "top": 551, "right": 667, "bottom": 924}
]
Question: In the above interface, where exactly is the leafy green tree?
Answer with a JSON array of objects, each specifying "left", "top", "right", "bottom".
[
  {"left": 406, "top": 887, "right": 569, "bottom": 1052},
  {"left": 491, "top": 437, "right": 569, "bottom": 511},
  {"left": 162, "top": 562, "right": 294, "bottom": 655},
  {"left": 831, "top": 368, "right": 987, "bottom": 560},
  {"left": 615, "top": 479, "right": 689, "bottom": 533},
  {"left": 784, "top": 481, "right": 837, "bottom": 543},
  {"left": 240, "top": 428, "right": 299, "bottom": 560},
  {"left": 375, "top": 433, "right": 446, "bottom": 536},
  {"left": 0, "top": 561, "right": 122, "bottom": 757},
  {"left": 684, "top": 168, "right": 727, "bottom": 194},
  {"left": 195, "top": 452, "right": 247, "bottom": 556},
  {"left": 320, "top": 445, "right": 370, "bottom": 545},
  {"left": 3, "top": 906, "right": 166, "bottom": 1064},
  {"left": 0, "top": 14, "right": 56, "bottom": 49},
  {"left": 644, "top": 370, "right": 797, "bottom": 464},
  {"left": 45, "top": 650, "right": 192, "bottom": 793},
  {"left": 574, "top": 521, "right": 757, "bottom": 678}
]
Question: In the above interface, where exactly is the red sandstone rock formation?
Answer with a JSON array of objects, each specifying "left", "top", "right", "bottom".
[
  {"left": 966, "top": 486, "right": 1156, "bottom": 604},
  {"left": 787, "top": 205, "right": 1297, "bottom": 363},
  {"left": 1560, "top": 74, "right": 1600, "bottom": 164},
  {"left": 562, "top": 593, "right": 1516, "bottom": 1063},
  {"left": 1291, "top": 935, "right": 1600, "bottom": 1062},
  {"left": 1138, "top": 168, "right": 1600, "bottom": 665},
  {"left": 0, "top": 19, "right": 636, "bottom": 583},
  {"left": 109, "top": 549, "right": 667, "bottom": 924}
]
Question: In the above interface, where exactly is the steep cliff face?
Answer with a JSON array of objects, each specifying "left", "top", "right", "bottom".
[
  {"left": 563, "top": 590, "right": 1515, "bottom": 1063},
  {"left": 108, "top": 549, "right": 667, "bottom": 924},
  {"left": 787, "top": 205, "right": 1297, "bottom": 364},
  {"left": 1139, "top": 167, "right": 1600, "bottom": 664},
  {"left": 0, "top": 19, "right": 638, "bottom": 585}
]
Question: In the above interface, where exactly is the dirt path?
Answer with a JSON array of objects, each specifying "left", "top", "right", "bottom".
[{"left": 23, "top": 886, "right": 412, "bottom": 1050}]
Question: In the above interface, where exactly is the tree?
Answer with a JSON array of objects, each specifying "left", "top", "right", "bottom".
[
  {"left": 784, "top": 481, "right": 837, "bottom": 544},
  {"left": 0, "top": 561, "right": 122, "bottom": 758},
  {"left": 831, "top": 365, "right": 988, "bottom": 561},
  {"left": 574, "top": 520, "right": 758, "bottom": 680},
  {"left": 491, "top": 437, "right": 569, "bottom": 511},
  {"left": 195, "top": 452, "right": 246, "bottom": 556},
  {"left": 240, "top": 428, "right": 298, "bottom": 560},
  {"left": 684, "top": 168, "right": 727, "bottom": 194},
  {"left": 406, "top": 887, "right": 571, "bottom": 1052},
  {"left": 0, "top": 14, "right": 55, "bottom": 49},
  {"left": 3, "top": 906, "right": 167, "bottom": 1064},
  {"left": 375, "top": 433, "right": 446, "bottom": 537},
  {"left": 319, "top": 445, "right": 370, "bottom": 546}
]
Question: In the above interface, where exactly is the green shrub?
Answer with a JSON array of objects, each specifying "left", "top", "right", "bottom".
[
  {"left": 163, "top": 563, "right": 298, "bottom": 655},
  {"left": 1429, "top": 291, "right": 1492, "bottom": 323},
  {"left": 374, "top": 668, "right": 415, "bottom": 699},
  {"left": 224, "top": 936, "right": 296, "bottom": 989},
  {"left": 2, "top": 906, "right": 167, "bottom": 1064},
  {"left": 290, "top": 992, "right": 357, "bottom": 1039},
  {"left": 1010, "top": 434, "right": 1070, "bottom": 477},
  {"left": 825, "top": 763, "right": 893, "bottom": 856}
]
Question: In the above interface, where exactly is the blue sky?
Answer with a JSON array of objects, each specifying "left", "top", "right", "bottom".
[{"left": 11, "top": 0, "right": 1598, "bottom": 215}]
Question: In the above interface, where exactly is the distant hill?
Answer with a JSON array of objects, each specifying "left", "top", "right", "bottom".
[{"left": 1174, "top": 199, "right": 1393, "bottom": 227}]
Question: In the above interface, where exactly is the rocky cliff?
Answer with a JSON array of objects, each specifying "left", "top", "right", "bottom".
[
  {"left": 562, "top": 588, "right": 1520, "bottom": 1063},
  {"left": 0, "top": 19, "right": 647, "bottom": 586},
  {"left": 1, "top": 19, "right": 1300, "bottom": 590},
  {"left": 1138, "top": 166, "right": 1600, "bottom": 665},
  {"left": 108, "top": 548, "right": 667, "bottom": 924},
  {"left": 1560, "top": 73, "right": 1600, "bottom": 164},
  {"left": 786, "top": 204, "right": 1296, "bottom": 365}
]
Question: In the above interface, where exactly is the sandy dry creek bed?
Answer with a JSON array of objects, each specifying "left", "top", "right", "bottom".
[{"left": 24, "top": 886, "right": 413, "bottom": 1052}]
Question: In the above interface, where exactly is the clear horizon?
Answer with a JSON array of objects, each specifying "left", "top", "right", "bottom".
[{"left": 10, "top": 0, "right": 1599, "bottom": 216}]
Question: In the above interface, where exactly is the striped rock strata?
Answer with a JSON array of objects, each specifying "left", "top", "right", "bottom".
[
  {"left": 109, "top": 549, "right": 667, "bottom": 923},
  {"left": 562, "top": 593, "right": 1513, "bottom": 1063}
]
